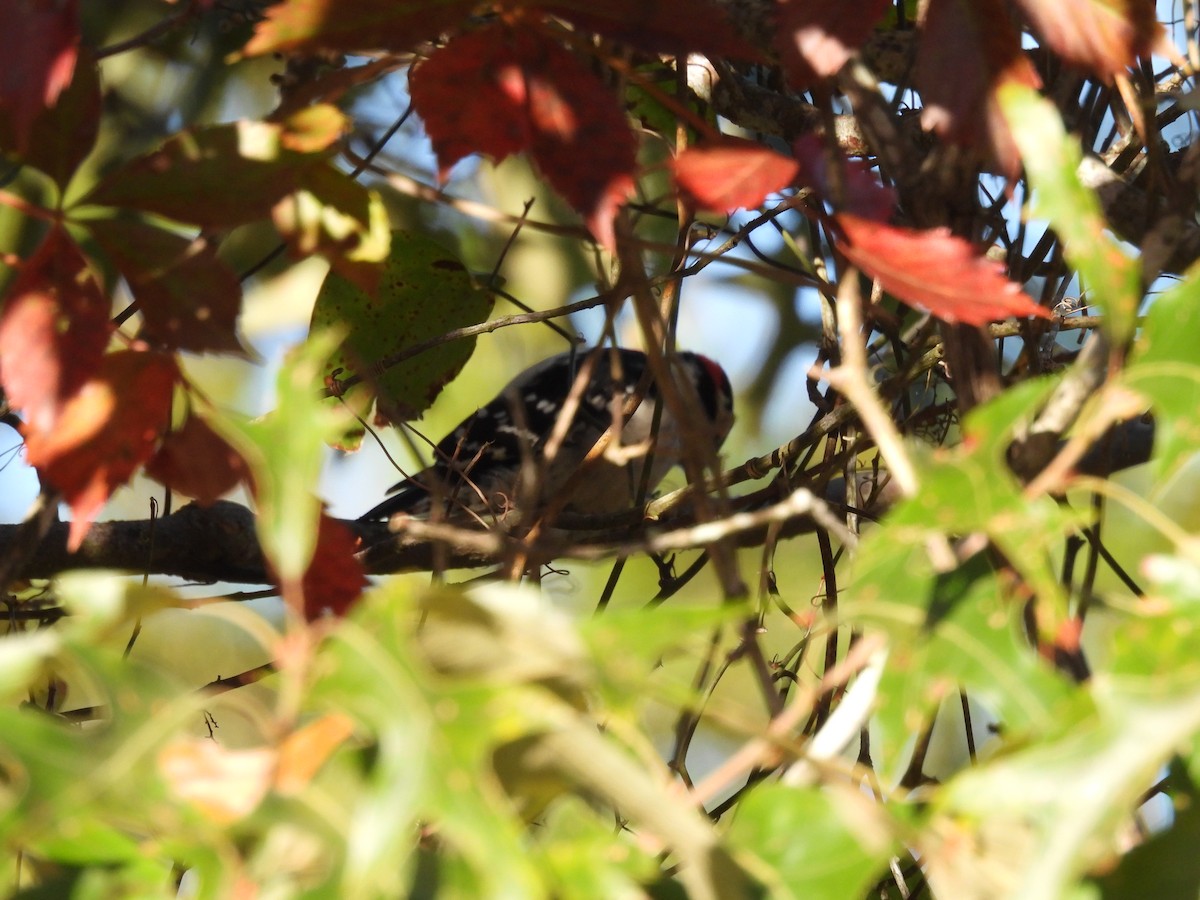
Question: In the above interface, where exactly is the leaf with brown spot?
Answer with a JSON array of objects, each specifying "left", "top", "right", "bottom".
[
  {"left": 835, "top": 213, "right": 1052, "bottom": 326},
  {"left": 144, "top": 413, "right": 250, "bottom": 506},
  {"left": 85, "top": 108, "right": 348, "bottom": 228},
  {"left": 311, "top": 229, "right": 493, "bottom": 450},
  {"left": 86, "top": 217, "right": 246, "bottom": 355}
]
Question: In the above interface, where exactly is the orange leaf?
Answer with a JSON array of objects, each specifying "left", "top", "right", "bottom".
[
  {"left": 0, "top": 228, "right": 112, "bottom": 435},
  {"left": 673, "top": 138, "right": 799, "bottom": 213},
  {"left": 244, "top": 0, "right": 474, "bottom": 56},
  {"left": 24, "top": 351, "right": 179, "bottom": 550},
  {"left": 409, "top": 22, "right": 636, "bottom": 251},
  {"left": 275, "top": 713, "right": 356, "bottom": 794},
  {"left": 835, "top": 214, "right": 1051, "bottom": 326}
]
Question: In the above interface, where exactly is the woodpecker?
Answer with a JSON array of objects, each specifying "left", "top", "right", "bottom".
[{"left": 360, "top": 348, "right": 734, "bottom": 522}]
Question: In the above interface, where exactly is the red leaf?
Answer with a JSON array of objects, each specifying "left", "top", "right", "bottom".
[
  {"left": 0, "top": 48, "right": 99, "bottom": 189},
  {"left": 87, "top": 218, "right": 246, "bottom": 355},
  {"left": 673, "top": 138, "right": 799, "bottom": 213},
  {"left": 775, "top": 0, "right": 891, "bottom": 89},
  {"left": 298, "top": 513, "right": 367, "bottom": 620},
  {"left": 916, "top": 0, "right": 1041, "bottom": 178},
  {"left": 1013, "top": 0, "right": 1166, "bottom": 79},
  {"left": 835, "top": 214, "right": 1051, "bottom": 326},
  {"left": 85, "top": 111, "right": 347, "bottom": 228},
  {"left": 0, "top": 229, "right": 113, "bottom": 435},
  {"left": 0, "top": 0, "right": 78, "bottom": 153},
  {"left": 410, "top": 23, "right": 636, "bottom": 251},
  {"left": 24, "top": 351, "right": 179, "bottom": 551},
  {"left": 244, "top": 0, "right": 474, "bottom": 56},
  {"left": 144, "top": 414, "right": 249, "bottom": 506},
  {"left": 532, "top": 0, "right": 760, "bottom": 57},
  {"left": 793, "top": 135, "right": 895, "bottom": 220}
]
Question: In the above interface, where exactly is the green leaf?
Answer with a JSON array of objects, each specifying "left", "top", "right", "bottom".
[
  {"left": 926, "top": 688, "right": 1200, "bottom": 900},
  {"left": 0, "top": 630, "right": 60, "bottom": 702},
  {"left": 725, "top": 783, "right": 896, "bottom": 900},
  {"left": 844, "top": 533, "right": 1082, "bottom": 775},
  {"left": 1091, "top": 760, "right": 1200, "bottom": 899},
  {"left": 885, "top": 379, "right": 1082, "bottom": 636},
  {"left": 85, "top": 108, "right": 348, "bottom": 227},
  {"left": 998, "top": 84, "right": 1141, "bottom": 344},
  {"left": 923, "top": 549, "right": 1200, "bottom": 900},
  {"left": 311, "top": 228, "right": 493, "bottom": 450},
  {"left": 55, "top": 571, "right": 182, "bottom": 641},
  {"left": 306, "top": 581, "right": 433, "bottom": 896},
  {"left": 209, "top": 331, "right": 353, "bottom": 588},
  {"left": 531, "top": 797, "right": 660, "bottom": 898},
  {"left": 580, "top": 601, "right": 744, "bottom": 714},
  {"left": 272, "top": 163, "right": 391, "bottom": 292},
  {"left": 1123, "top": 270, "right": 1200, "bottom": 479}
]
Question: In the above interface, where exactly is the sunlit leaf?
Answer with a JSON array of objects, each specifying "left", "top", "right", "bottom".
[
  {"left": 272, "top": 164, "right": 391, "bottom": 293},
  {"left": 243, "top": 0, "right": 474, "bottom": 56},
  {"left": 0, "top": 227, "right": 112, "bottom": 434},
  {"left": 834, "top": 213, "right": 1051, "bottom": 325},
  {"left": 23, "top": 350, "right": 179, "bottom": 550},
  {"left": 158, "top": 739, "right": 275, "bottom": 824},
  {"left": 725, "top": 784, "right": 896, "bottom": 900},
  {"left": 672, "top": 138, "right": 799, "bottom": 213},
  {"left": 999, "top": 83, "right": 1140, "bottom": 343},
  {"left": 409, "top": 22, "right": 636, "bottom": 251},
  {"left": 1013, "top": 0, "right": 1168, "bottom": 79},
  {"left": 1122, "top": 271, "right": 1200, "bottom": 479}
]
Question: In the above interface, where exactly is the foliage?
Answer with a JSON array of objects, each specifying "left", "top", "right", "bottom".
[{"left": 0, "top": 0, "right": 1198, "bottom": 897}]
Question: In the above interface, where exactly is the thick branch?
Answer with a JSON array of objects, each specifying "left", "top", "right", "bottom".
[{"left": 9, "top": 502, "right": 269, "bottom": 584}]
